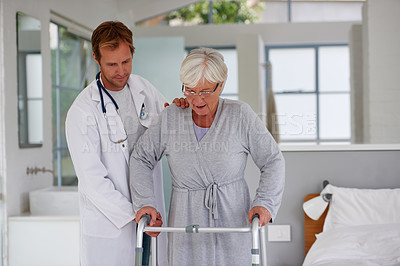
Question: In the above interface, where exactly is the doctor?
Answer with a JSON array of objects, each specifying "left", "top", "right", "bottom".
[{"left": 66, "top": 21, "right": 184, "bottom": 266}]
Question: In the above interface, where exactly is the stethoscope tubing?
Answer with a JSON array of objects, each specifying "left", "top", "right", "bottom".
[
  {"left": 96, "top": 71, "right": 147, "bottom": 120},
  {"left": 96, "top": 72, "right": 120, "bottom": 116}
]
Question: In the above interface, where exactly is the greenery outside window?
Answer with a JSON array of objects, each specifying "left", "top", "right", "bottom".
[{"left": 137, "top": 1, "right": 264, "bottom": 26}]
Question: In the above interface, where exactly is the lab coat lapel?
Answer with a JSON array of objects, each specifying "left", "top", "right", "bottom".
[
  {"left": 91, "top": 83, "right": 130, "bottom": 165},
  {"left": 127, "top": 77, "right": 151, "bottom": 128}
]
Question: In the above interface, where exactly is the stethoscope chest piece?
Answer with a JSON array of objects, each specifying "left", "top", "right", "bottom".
[{"left": 140, "top": 103, "right": 148, "bottom": 120}]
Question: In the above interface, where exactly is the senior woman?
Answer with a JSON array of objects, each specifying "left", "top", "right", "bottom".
[{"left": 130, "top": 47, "right": 285, "bottom": 265}]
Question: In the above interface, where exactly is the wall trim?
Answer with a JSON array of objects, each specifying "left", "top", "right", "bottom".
[{"left": 280, "top": 144, "right": 400, "bottom": 152}]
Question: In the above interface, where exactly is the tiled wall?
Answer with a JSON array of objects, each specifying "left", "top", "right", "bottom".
[{"left": 363, "top": 0, "right": 400, "bottom": 144}]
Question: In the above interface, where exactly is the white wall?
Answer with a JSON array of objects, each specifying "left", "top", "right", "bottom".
[
  {"left": 0, "top": 0, "right": 6, "bottom": 190},
  {"left": 132, "top": 37, "right": 185, "bottom": 102},
  {"left": 237, "top": 34, "right": 266, "bottom": 115},
  {"left": 349, "top": 24, "right": 363, "bottom": 143},
  {"left": 260, "top": 1, "right": 363, "bottom": 23},
  {"left": 134, "top": 21, "right": 354, "bottom": 47},
  {"left": 362, "top": 0, "right": 400, "bottom": 144}
]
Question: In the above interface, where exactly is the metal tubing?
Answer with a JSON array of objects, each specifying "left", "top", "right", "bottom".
[
  {"left": 135, "top": 252, "right": 142, "bottom": 266},
  {"left": 135, "top": 215, "right": 151, "bottom": 266},
  {"left": 144, "top": 227, "right": 251, "bottom": 233},
  {"left": 251, "top": 217, "right": 260, "bottom": 266},
  {"left": 260, "top": 226, "right": 268, "bottom": 266},
  {"left": 136, "top": 215, "right": 150, "bottom": 248},
  {"left": 137, "top": 215, "right": 268, "bottom": 266},
  {"left": 151, "top": 236, "right": 157, "bottom": 266},
  {"left": 145, "top": 227, "right": 186, "bottom": 233}
]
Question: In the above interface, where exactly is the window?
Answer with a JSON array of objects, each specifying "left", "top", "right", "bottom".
[
  {"left": 50, "top": 22, "right": 98, "bottom": 185},
  {"left": 137, "top": 1, "right": 264, "bottom": 26},
  {"left": 266, "top": 44, "right": 350, "bottom": 144},
  {"left": 185, "top": 47, "right": 239, "bottom": 100},
  {"left": 217, "top": 48, "right": 238, "bottom": 100}
]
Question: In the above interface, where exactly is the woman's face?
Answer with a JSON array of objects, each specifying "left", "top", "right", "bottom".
[{"left": 184, "top": 79, "right": 223, "bottom": 118}]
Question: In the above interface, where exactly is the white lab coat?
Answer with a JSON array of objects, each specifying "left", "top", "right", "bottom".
[{"left": 66, "top": 74, "right": 168, "bottom": 266}]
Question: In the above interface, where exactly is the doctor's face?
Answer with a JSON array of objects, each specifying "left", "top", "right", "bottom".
[{"left": 94, "top": 40, "right": 132, "bottom": 91}]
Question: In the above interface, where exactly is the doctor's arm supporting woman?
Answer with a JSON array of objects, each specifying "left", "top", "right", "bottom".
[
  {"left": 66, "top": 21, "right": 168, "bottom": 266},
  {"left": 130, "top": 47, "right": 285, "bottom": 266}
]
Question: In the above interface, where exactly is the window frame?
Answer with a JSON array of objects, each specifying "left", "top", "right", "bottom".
[
  {"left": 265, "top": 43, "right": 350, "bottom": 144},
  {"left": 51, "top": 21, "right": 98, "bottom": 186}
]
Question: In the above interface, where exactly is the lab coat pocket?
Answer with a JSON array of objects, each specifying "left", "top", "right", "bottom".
[{"left": 82, "top": 202, "right": 121, "bottom": 239}]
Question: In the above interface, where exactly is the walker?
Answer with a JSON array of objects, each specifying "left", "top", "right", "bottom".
[{"left": 135, "top": 215, "right": 268, "bottom": 266}]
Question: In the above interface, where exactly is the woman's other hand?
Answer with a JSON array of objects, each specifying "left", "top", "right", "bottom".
[
  {"left": 248, "top": 206, "right": 272, "bottom": 227},
  {"left": 135, "top": 206, "right": 163, "bottom": 237}
]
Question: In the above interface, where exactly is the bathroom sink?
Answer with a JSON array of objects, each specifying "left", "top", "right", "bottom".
[{"left": 29, "top": 186, "right": 79, "bottom": 216}]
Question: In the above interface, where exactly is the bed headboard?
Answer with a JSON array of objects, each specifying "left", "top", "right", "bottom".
[{"left": 304, "top": 193, "right": 329, "bottom": 256}]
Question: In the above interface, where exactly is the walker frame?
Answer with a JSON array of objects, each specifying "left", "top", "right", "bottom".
[{"left": 135, "top": 215, "right": 268, "bottom": 266}]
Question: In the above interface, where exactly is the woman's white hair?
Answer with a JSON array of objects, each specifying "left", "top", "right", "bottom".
[{"left": 180, "top": 47, "right": 228, "bottom": 88}]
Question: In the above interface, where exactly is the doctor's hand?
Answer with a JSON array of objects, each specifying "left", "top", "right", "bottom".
[
  {"left": 135, "top": 206, "right": 163, "bottom": 237},
  {"left": 248, "top": 206, "right": 272, "bottom": 227},
  {"left": 164, "top": 97, "right": 189, "bottom": 109}
]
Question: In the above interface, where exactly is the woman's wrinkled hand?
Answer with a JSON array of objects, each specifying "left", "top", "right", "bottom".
[
  {"left": 164, "top": 97, "right": 189, "bottom": 109},
  {"left": 248, "top": 206, "right": 272, "bottom": 227},
  {"left": 135, "top": 206, "right": 163, "bottom": 237}
]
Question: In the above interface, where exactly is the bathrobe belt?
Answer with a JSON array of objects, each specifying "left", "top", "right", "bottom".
[
  {"left": 205, "top": 183, "right": 219, "bottom": 220},
  {"left": 204, "top": 178, "right": 243, "bottom": 221},
  {"left": 173, "top": 178, "right": 243, "bottom": 222}
]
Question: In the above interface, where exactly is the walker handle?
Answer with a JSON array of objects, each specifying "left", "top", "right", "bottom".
[
  {"left": 252, "top": 214, "right": 260, "bottom": 222},
  {"left": 135, "top": 214, "right": 151, "bottom": 266},
  {"left": 251, "top": 214, "right": 261, "bottom": 266},
  {"left": 141, "top": 214, "right": 151, "bottom": 224}
]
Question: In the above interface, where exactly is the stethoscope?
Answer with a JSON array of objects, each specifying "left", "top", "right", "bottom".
[{"left": 96, "top": 72, "right": 148, "bottom": 143}]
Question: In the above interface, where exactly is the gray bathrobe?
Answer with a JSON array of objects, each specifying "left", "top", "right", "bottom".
[{"left": 130, "top": 98, "right": 285, "bottom": 266}]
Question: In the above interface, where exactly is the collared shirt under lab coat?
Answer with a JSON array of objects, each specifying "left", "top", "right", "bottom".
[{"left": 66, "top": 74, "right": 168, "bottom": 266}]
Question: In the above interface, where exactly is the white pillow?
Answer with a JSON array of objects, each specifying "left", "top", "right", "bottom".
[{"left": 322, "top": 184, "right": 400, "bottom": 232}]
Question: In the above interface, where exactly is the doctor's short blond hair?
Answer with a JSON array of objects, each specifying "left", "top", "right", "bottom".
[
  {"left": 91, "top": 21, "right": 135, "bottom": 61},
  {"left": 180, "top": 47, "right": 228, "bottom": 88}
]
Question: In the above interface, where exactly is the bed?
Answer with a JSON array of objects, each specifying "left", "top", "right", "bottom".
[{"left": 303, "top": 184, "right": 400, "bottom": 266}]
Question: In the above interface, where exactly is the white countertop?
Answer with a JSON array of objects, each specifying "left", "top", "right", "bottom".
[{"left": 9, "top": 213, "right": 79, "bottom": 221}]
